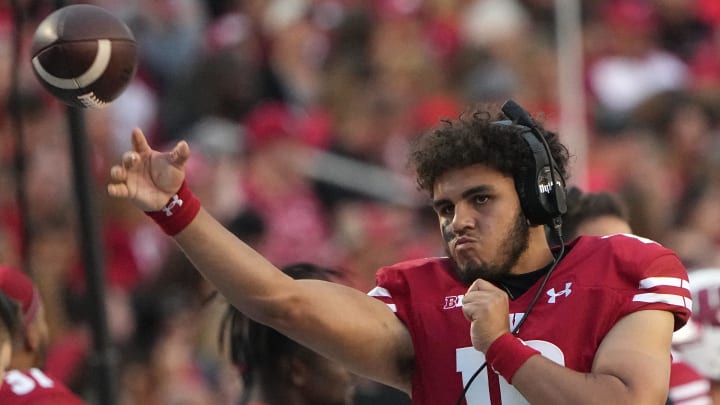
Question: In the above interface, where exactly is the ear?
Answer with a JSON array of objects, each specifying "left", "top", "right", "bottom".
[{"left": 23, "top": 319, "right": 41, "bottom": 352}]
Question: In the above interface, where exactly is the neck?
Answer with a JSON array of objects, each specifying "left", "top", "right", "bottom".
[
  {"left": 512, "top": 226, "right": 555, "bottom": 275},
  {"left": 9, "top": 349, "right": 37, "bottom": 371}
]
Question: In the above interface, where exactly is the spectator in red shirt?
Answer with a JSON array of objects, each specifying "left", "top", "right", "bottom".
[{"left": 0, "top": 265, "right": 86, "bottom": 404}]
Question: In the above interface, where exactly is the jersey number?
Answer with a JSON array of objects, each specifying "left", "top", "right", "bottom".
[
  {"left": 456, "top": 340, "right": 565, "bottom": 405},
  {"left": 5, "top": 368, "right": 55, "bottom": 395}
]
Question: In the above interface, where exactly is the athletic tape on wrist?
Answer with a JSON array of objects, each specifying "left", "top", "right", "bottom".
[
  {"left": 485, "top": 333, "right": 540, "bottom": 384},
  {"left": 145, "top": 181, "right": 201, "bottom": 235}
]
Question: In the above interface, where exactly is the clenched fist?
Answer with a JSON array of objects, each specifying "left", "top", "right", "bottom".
[{"left": 462, "top": 278, "right": 511, "bottom": 353}]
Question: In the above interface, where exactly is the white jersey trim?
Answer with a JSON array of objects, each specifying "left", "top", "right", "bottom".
[
  {"left": 368, "top": 286, "right": 397, "bottom": 312},
  {"left": 368, "top": 286, "right": 391, "bottom": 297},
  {"left": 633, "top": 292, "right": 693, "bottom": 310},
  {"left": 639, "top": 276, "right": 690, "bottom": 290}
]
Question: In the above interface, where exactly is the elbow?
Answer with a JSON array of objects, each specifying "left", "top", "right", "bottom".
[{"left": 595, "top": 374, "right": 668, "bottom": 405}]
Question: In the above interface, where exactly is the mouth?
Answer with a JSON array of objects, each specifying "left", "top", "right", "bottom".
[{"left": 454, "top": 237, "right": 474, "bottom": 252}]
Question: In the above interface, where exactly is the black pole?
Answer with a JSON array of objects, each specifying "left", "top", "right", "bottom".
[
  {"left": 48, "top": 0, "right": 116, "bottom": 400},
  {"left": 8, "top": 0, "right": 31, "bottom": 276},
  {"left": 65, "top": 107, "right": 116, "bottom": 405}
]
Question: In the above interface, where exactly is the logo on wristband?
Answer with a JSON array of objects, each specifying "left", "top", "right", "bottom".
[{"left": 162, "top": 194, "right": 184, "bottom": 217}]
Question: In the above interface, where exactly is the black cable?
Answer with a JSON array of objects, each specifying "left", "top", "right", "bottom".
[
  {"left": 455, "top": 227, "right": 565, "bottom": 405},
  {"left": 8, "top": 0, "right": 32, "bottom": 276}
]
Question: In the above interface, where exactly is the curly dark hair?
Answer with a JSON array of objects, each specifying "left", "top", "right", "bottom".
[{"left": 408, "top": 109, "right": 570, "bottom": 196}]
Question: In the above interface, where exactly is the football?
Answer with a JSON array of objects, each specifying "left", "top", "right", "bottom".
[{"left": 30, "top": 4, "right": 138, "bottom": 109}]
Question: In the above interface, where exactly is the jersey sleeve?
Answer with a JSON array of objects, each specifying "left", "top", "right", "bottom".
[
  {"left": 612, "top": 236, "right": 692, "bottom": 330},
  {"left": 368, "top": 265, "right": 409, "bottom": 321}
]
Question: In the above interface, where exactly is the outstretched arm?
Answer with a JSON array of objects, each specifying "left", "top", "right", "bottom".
[{"left": 107, "top": 129, "right": 415, "bottom": 392}]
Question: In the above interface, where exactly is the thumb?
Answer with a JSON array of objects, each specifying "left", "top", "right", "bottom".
[
  {"left": 467, "top": 278, "right": 498, "bottom": 293},
  {"left": 169, "top": 140, "right": 191, "bottom": 168}
]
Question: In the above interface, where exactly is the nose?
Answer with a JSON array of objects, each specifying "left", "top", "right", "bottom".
[{"left": 451, "top": 202, "right": 476, "bottom": 233}]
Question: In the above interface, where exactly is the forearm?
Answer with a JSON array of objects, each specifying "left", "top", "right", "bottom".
[
  {"left": 511, "top": 351, "right": 669, "bottom": 405},
  {"left": 173, "top": 208, "right": 294, "bottom": 319}
]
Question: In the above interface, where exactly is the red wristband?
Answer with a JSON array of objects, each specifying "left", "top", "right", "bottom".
[
  {"left": 485, "top": 333, "right": 540, "bottom": 384},
  {"left": 145, "top": 181, "right": 201, "bottom": 236}
]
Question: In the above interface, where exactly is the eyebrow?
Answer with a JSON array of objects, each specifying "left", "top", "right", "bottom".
[{"left": 432, "top": 185, "right": 493, "bottom": 210}]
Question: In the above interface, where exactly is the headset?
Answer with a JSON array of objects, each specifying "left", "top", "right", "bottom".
[{"left": 495, "top": 100, "right": 567, "bottom": 229}]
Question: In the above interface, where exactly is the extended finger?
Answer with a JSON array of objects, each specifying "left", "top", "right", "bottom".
[{"left": 131, "top": 128, "right": 152, "bottom": 153}]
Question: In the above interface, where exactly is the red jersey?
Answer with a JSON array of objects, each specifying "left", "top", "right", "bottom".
[
  {"left": 370, "top": 234, "right": 692, "bottom": 405},
  {"left": 0, "top": 368, "right": 86, "bottom": 405}
]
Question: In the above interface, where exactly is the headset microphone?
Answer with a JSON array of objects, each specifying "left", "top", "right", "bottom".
[{"left": 499, "top": 99, "right": 536, "bottom": 130}]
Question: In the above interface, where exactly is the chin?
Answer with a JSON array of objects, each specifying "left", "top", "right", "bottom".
[
  {"left": 459, "top": 261, "right": 510, "bottom": 285},
  {"left": 454, "top": 261, "right": 484, "bottom": 284}
]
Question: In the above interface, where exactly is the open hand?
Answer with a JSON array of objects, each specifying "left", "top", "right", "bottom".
[{"left": 107, "top": 128, "right": 190, "bottom": 212}]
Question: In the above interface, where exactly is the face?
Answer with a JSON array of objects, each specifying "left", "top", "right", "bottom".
[{"left": 432, "top": 164, "right": 530, "bottom": 284}]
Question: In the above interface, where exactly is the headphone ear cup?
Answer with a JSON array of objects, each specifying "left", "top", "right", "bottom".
[
  {"left": 516, "top": 130, "right": 566, "bottom": 225},
  {"left": 492, "top": 120, "right": 566, "bottom": 225},
  {"left": 513, "top": 168, "right": 534, "bottom": 223}
]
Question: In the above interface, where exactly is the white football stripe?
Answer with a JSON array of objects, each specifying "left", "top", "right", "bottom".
[
  {"left": 638, "top": 277, "right": 689, "bottom": 289},
  {"left": 368, "top": 286, "right": 392, "bottom": 298},
  {"left": 367, "top": 287, "right": 396, "bottom": 312},
  {"left": 32, "top": 39, "right": 112, "bottom": 90},
  {"left": 633, "top": 292, "right": 693, "bottom": 309}
]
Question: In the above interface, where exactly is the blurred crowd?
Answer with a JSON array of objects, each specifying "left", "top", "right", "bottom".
[{"left": 0, "top": 0, "right": 719, "bottom": 404}]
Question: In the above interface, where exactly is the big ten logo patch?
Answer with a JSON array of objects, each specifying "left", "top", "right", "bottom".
[{"left": 444, "top": 295, "right": 464, "bottom": 309}]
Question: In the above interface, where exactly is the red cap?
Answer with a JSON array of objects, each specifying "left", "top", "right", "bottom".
[
  {"left": 0, "top": 266, "right": 40, "bottom": 326},
  {"left": 244, "top": 102, "right": 296, "bottom": 150},
  {"left": 244, "top": 102, "right": 333, "bottom": 150}
]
